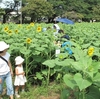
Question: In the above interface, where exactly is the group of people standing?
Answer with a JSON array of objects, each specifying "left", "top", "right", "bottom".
[{"left": 0, "top": 41, "right": 27, "bottom": 99}]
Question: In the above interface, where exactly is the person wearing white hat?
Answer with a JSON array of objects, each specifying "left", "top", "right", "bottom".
[
  {"left": 0, "top": 41, "right": 14, "bottom": 99},
  {"left": 14, "top": 56, "right": 27, "bottom": 98}
]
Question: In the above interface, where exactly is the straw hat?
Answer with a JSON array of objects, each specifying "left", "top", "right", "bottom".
[
  {"left": 0, "top": 41, "right": 9, "bottom": 51},
  {"left": 15, "top": 56, "right": 24, "bottom": 65}
]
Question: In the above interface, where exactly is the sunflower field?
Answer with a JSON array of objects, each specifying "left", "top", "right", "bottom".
[{"left": 0, "top": 22, "right": 100, "bottom": 99}]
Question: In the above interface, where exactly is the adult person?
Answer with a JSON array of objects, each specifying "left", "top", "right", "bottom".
[
  {"left": 58, "top": 29, "right": 70, "bottom": 40},
  {"left": 57, "top": 30, "right": 72, "bottom": 55},
  {"left": 53, "top": 23, "right": 60, "bottom": 36},
  {"left": 0, "top": 41, "right": 14, "bottom": 99}
]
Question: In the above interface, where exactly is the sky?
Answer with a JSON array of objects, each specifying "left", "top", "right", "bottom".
[
  {"left": 0, "top": 0, "right": 22, "bottom": 10},
  {"left": 0, "top": 0, "right": 14, "bottom": 8}
]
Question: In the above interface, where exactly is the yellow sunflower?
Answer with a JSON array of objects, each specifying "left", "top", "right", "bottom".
[
  {"left": 26, "top": 38, "right": 32, "bottom": 44},
  {"left": 7, "top": 30, "right": 12, "bottom": 35},
  {"left": 15, "top": 29, "right": 18, "bottom": 34},
  {"left": 37, "top": 26, "right": 42, "bottom": 32},
  {"left": 18, "top": 24, "right": 22, "bottom": 28},
  {"left": 88, "top": 47, "right": 94, "bottom": 56},
  {"left": 4, "top": 26, "right": 9, "bottom": 32},
  {"left": 27, "top": 25, "right": 31, "bottom": 29},
  {"left": 30, "top": 22, "right": 34, "bottom": 27}
]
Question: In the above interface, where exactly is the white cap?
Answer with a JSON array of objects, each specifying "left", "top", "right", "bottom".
[
  {"left": 15, "top": 56, "right": 24, "bottom": 65},
  {"left": 0, "top": 41, "right": 9, "bottom": 51}
]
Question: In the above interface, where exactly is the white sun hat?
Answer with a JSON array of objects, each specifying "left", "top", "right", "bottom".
[
  {"left": 15, "top": 56, "right": 24, "bottom": 65},
  {"left": 0, "top": 41, "right": 9, "bottom": 51}
]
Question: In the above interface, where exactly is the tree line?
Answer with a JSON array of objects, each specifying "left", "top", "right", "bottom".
[{"left": 0, "top": 0, "right": 100, "bottom": 23}]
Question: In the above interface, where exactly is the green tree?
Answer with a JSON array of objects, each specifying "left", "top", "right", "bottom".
[
  {"left": 0, "top": 0, "right": 21, "bottom": 23},
  {"left": 1, "top": 0, "right": 100, "bottom": 23},
  {"left": 1, "top": 0, "right": 15, "bottom": 23},
  {"left": 47, "top": 0, "right": 66, "bottom": 22},
  {"left": 0, "top": 8, "right": 5, "bottom": 15},
  {"left": 63, "top": 0, "right": 100, "bottom": 21},
  {"left": 92, "top": 4, "right": 100, "bottom": 21},
  {"left": 22, "top": 0, "right": 54, "bottom": 22}
]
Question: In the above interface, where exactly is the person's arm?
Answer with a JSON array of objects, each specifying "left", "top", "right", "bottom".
[
  {"left": 8, "top": 60, "right": 13, "bottom": 76},
  {"left": 0, "top": 78, "right": 2, "bottom": 84}
]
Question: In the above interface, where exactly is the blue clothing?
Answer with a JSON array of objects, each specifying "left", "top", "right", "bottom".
[
  {"left": 61, "top": 35, "right": 70, "bottom": 40},
  {"left": 62, "top": 41, "right": 73, "bottom": 55},
  {"left": 65, "top": 48, "right": 73, "bottom": 55},
  {"left": 62, "top": 41, "right": 71, "bottom": 47},
  {"left": 0, "top": 72, "right": 14, "bottom": 95}
]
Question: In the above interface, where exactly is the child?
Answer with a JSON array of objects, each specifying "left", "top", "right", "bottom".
[{"left": 14, "top": 56, "right": 27, "bottom": 98}]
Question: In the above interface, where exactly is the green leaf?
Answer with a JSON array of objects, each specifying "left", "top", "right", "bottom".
[
  {"left": 36, "top": 72, "right": 43, "bottom": 80},
  {"left": 56, "top": 59, "right": 74, "bottom": 66},
  {"left": 71, "top": 61, "right": 83, "bottom": 71},
  {"left": 93, "top": 72, "right": 100, "bottom": 82},
  {"left": 42, "top": 59, "right": 55, "bottom": 68},
  {"left": 63, "top": 74, "right": 77, "bottom": 90},
  {"left": 33, "top": 55, "right": 45, "bottom": 62},
  {"left": 20, "top": 47, "right": 31, "bottom": 55},
  {"left": 85, "top": 85, "right": 100, "bottom": 99},
  {"left": 81, "top": 43, "right": 90, "bottom": 49},
  {"left": 74, "top": 73, "right": 92, "bottom": 91},
  {"left": 42, "top": 70, "right": 48, "bottom": 76},
  {"left": 85, "top": 71, "right": 94, "bottom": 79}
]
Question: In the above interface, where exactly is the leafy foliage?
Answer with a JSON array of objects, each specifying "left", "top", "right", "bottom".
[
  {"left": 22, "top": 0, "right": 54, "bottom": 21},
  {"left": 0, "top": 22, "right": 100, "bottom": 99}
]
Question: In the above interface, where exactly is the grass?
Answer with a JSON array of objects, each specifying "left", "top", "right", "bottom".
[{"left": 2, "top": 82, "right": 62, "bottom": 99}]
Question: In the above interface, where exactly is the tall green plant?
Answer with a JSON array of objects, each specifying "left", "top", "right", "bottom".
[{"left": 63, "top": 48, "right": 100, "bottom": 99}]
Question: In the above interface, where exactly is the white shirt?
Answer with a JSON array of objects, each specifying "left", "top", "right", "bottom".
[
  {"left": 14, "top": 65, "right": 27, "bottom": 86},
  {"left": 15, "top": 65, "right": 24, "bottom": 77},
  {"left": 15, "top": 65, "right": 24, "bottom": 80},
  {"left": 53, "top": 24, "right": 60, "bottom": 36},
  {"left": 54, "top": 24, "right": 60, "bottom": 30},
  {"left": 0, "top": 52, "right": 10, "bottom": 75}
]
